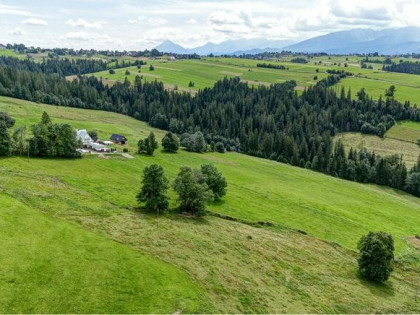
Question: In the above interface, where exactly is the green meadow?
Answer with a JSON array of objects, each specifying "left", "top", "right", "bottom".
[
  {"left": 1, "top": 96, "right": 420, "bottom": 312},
  {"left": 83, "top": 56, "right": 420, "bottom": 105}
]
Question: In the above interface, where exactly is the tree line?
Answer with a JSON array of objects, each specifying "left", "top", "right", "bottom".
[{"left": 383, "top": 61, "right": 420, "bottom": 75}]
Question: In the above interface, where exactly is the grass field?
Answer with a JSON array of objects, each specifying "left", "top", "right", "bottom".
[
  {"left": 1, "top": 96, "right": 420, "bottom": 312},
  {"left": 83, "top": 56, "right": 420, "bottom": 105},
  {"left": 335, "top": 132, "right": 420, "bottom": 168},
  {"left": 387, "top": 121, "right": 420, "bottom": 143},
  {"left": 0, "top": 194, "right": 207, "bottom": 313}
]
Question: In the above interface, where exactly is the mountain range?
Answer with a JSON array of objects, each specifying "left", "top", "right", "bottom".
[{"left": 155, "top": 27, "right": 420, "bottom": 55}]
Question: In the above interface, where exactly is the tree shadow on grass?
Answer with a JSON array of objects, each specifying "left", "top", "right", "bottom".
[{"left": 357, "top": 273, "right": 396, "bottom": 298}]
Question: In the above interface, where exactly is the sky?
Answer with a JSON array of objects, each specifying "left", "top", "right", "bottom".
[{"left": 1, "top": 0, "right": 420, "bottom": 50}]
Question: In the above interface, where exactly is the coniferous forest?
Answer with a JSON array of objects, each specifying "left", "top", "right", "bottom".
[{"left": 1, "top": 56, "right": 420, "bottom": 195}]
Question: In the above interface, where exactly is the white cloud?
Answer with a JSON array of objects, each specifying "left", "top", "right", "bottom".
[
  {"left": 7, "top": 28, "right": 26, "bottom": 36},
  {"left": 66, "top": 18, "right": 104, "bottom": 29},
  {"left": 0, "top": 4, "right": 35, "bottom": 17},
  {"left": 128, "top": 16, "right": 167, "bottom": 26},
  {"left": 21, "top": 18, "right": 48, "bottom": 26},
  {"left": 186, "top": 18, "right": 197, "bottom": 24}
]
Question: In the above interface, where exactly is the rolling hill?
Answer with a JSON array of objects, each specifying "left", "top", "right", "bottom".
[{"left": 0, "top": 96, "right": 419, "bottom": 312}]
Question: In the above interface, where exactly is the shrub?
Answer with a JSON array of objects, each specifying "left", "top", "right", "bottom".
[
  {"left": 123, "top": 148, "right": 129, "bottom": 153},
  {"left": 214, "top": 142, "right": 225, "bottom": 153},
  {"left": 357, "top": 231, "right": 394, "bottom": 282},
  {"left": 125, "top": 70, "right": 130, "bottom": 75},
  {"left": 109, "top": 69, "right": 115, "bottom": 74},
  {"left": 161, "top": 132, "right": 180, "bottom": 153}
]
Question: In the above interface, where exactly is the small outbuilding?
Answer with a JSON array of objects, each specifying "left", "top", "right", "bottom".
[{"left": 110, "top": 134, "right": 127, "bottom": 144}]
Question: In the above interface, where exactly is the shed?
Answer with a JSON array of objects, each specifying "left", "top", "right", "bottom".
[{"left": 110, "top": 134, "right": 127, "bottom": 144}]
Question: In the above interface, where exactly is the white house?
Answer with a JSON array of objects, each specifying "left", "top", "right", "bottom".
[{"left": 76, "top": 129, "right": 93, "bottom": 146}]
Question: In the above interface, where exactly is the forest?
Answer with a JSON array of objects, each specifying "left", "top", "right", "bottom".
[
  {"left": 1, "top": 56, "right": 420, "bottom": 195},
  {"left": 383, "top": 61, "right": 420, "bottom": 75}
]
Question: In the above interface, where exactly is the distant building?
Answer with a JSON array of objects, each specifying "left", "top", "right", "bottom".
[
  {"left": 110, "top": 134, "right": 127, "bottom": 144},
  {"left": 0, "top": 44, "right": 6, "bottom": 49},
  {"left": 76, "top": 129, "right": 93, "bottom": 146}
]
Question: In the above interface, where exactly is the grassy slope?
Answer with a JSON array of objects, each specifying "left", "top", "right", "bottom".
[
  {"left": 335, "top": 132, "right": 420, "bottom": 168},
  {"left": 0, "top": 193, "right": 208, "bottom": 313},
  {"left": 387, "top": 121, "right": 420, "bottom": 143},
  {"left": 1, "top": 96, "right": 420, "bottom": 312},
  {"left": 85, "top": 56, "right": 420, "bottom": 105}
]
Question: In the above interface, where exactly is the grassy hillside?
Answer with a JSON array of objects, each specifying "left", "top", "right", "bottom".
[
  {"left": 335, "top": 132, "right": 420, "bottom": 168},
  {"left": 0, "top": 193, "right": 208, "bottom": 313},
  {"left": 1, "top": 96, "right": 420, "bottom": 312},
  {"left": 85, "top": 56, "right": 420, "bottom": 105},
  {"left": 387, "top": 121, "right": 420, "bottom": 143}
]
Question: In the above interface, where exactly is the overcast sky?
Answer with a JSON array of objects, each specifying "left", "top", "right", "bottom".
[{"left": 1, "top": 0, "right": 419, "bottom": 50}]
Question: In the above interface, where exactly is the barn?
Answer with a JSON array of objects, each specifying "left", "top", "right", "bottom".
[{"left": 110, "top": 134, "right": 127, "bottom": 144}]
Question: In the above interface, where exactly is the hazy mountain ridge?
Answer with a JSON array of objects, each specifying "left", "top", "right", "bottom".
[{"left": 156, "top": 27, "right": 420, "bottom": 55}]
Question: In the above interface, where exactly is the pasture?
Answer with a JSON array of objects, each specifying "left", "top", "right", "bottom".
[
  {"left": 1, "top": 96, "right": 420, "bottom": 312},
  {"left": 335, "top": 131, "right": 420, "bottom": 168},
  {"left": 86, "top": 56, "right": 420, "bottom": 105}
]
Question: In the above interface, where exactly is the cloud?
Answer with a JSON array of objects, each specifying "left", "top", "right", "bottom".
[
  {"left": 7, "top": 28, "right": 26, "bottom": 36},
  {"left": 66, "top": 18, "right": 103, "bottom": 29},
  {"left": 62, "top": 31, "right": 122, "bottom": 47},
  {"left": 0, "top": 4, "right": 35, "bottom": 17},
  {"left": 186, "top": 18, "right": 197, "bottom": 24},
  {"left": 128, "top": 16, "right": 167, "bottom": 26},
  {"left": 21, "top": 18, "right": 48, "bottom": 26}
]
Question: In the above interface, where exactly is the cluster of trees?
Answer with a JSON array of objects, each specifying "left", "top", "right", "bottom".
[
  {"left": 2, "top": 57, "right": 420, "bottom": 195},
  {"left": 137, "top": 163, "right": 227, "bottom": 216},
  {"left": 290, "top": 57, "right": 308, "bottom": 64},
  {"left": 326, "top": 69, "right": 353, "bottom": 76},
  {"left": 137, "top": 132, "right": 159, "bottom": 155},
  {"left": 256, "top": 63, "right": 287, "bottom": 70},
  {"left": 138, "top": 131, "right": 180, "bottom": 155},
  {"left": 383, "top": 61, "right": 420, "bottom": 75},
  {"left": 0, "top": 111, "right": 80, "bottom": 158}
]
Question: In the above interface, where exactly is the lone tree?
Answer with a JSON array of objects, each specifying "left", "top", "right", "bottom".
[
  {"left": 201, "top": 164, "right": 227, "bottom": 200},
  {"left": 161, "top": 132, "right": 180, "bottom": 153},
  {"left": 357, "top": 231, "right": 394, "bottom": 282},
  {"left": 136, "top": 164, "right": 169, "bottom": 213},
  {"left": 173, "top": 166, "right": 213, "bottom": 216},
  {"left": 137, "top": 132, "right": 158, "bottom": 155}
]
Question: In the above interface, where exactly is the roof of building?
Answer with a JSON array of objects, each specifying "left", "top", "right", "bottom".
[
  {"left": 110, "top": 134, "right": 127, "bottom": 141},
  {"left": 76, "top": 129, "right": 93, "bottom": 143}
]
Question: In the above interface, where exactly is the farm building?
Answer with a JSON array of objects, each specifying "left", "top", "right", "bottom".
[
  {"left": 88, "top": 142, "right": 111, "bottom": 152},
  {"left": 110, "top": 134, "right": 127, "bottom": 144},
  {"left": 76, "top": 129, "right": 93, "bottom": 147}
]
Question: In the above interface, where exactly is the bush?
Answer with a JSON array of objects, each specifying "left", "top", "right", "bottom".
[
  {"left": 214, "top": 141, "right": 225, "bottom": 153},
  {"left": 109, "top": 69, "right": 115, "bottom": 74},
  {"left": 357, "top": 231, "right": 394, "bottom": 282},
  {"left": 123, "top": 148, "right": 129, "bottom": 153},
  {"left": 125, "top": 70, "right": 130, "bottom": 75},
  {"left": 161, "top": 132, "right": 180, "bottom": 153},
  {"left": 149, "top": 65, "right": 154, "bottom": 71}
]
